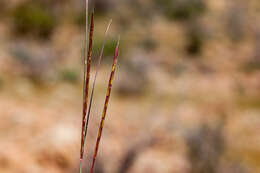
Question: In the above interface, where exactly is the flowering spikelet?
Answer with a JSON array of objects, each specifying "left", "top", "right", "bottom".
[
  {"left": 80, "top": 10, "right": 94, "bottom": 161},
  {"left": 90, "top": 37, "right": 120, "bottom": 173}
]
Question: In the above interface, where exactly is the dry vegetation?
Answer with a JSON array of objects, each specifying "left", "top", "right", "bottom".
[{"left": 0, "top": 0, "right": 260, "bottom": 173}]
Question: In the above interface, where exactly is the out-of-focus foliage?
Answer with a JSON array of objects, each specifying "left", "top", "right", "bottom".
[
  {"left": 60, "top": 69, "right": 80, "bottom": 83},
  {"left": 186, "top": 24, "right": 205, "bottom": 56},
  {"left": 154, "top": 0, "right": 206, "bottom": 20},
  {"left": 12, "top": 1, "right": 57, "bottom": 38},
  {"left": 94, "top": 39, "right": 118, "bottom": 58}
]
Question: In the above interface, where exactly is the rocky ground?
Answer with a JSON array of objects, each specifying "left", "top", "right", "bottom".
[{"left": 0, "top": 0, "right": 260, "bottom": 173}]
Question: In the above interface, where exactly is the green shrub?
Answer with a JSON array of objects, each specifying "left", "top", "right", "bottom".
[
  {"left": 60, "top": 69, "right": 79, "bottom": 83},
  {"left": 93, "top": 38, "right": 118, "bottom": 61},
  {"left": 155, "top": 0, "right": 206, "bottom": 21},
  {"left": 186, "top": 30, "right": 203, "bottom": 55},
  {"left": 12, "top": 1, "right": 56, "bottom": 38},
  {"left": 184, "top": 22, "right": 205, "bottom": 56}
]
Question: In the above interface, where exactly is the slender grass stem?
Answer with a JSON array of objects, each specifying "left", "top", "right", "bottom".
[
  {"left": 90, "top": 37, "right": 120, "bottom": 173},
  {"left": 81, "top": 10, "right": 95, "bottom": 160},
  {"left": 80, "top": 1, "right": 89, "bottom": 173},
  {"left": 82, "top": 19, "right": 113, "bottom": 152}
]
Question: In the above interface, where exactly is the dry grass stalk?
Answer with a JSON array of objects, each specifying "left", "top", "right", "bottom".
[
  {"left": 80, "top": 18, "right": 113, "bottom": 173},
  {"left": 90, "top": 37, "right": 120, "bottom": 173},
  {"left": 80, "top": 10, "right": 94, "bottom": 162},
  {"left": 83, "top": 19, "right": 112, "bottom": 148},
  {"left": 80, "top": 1, "right": 89, "bottom": 172},
  {"left": 79, "top": 2, "right": 119, "bottom": 172}
]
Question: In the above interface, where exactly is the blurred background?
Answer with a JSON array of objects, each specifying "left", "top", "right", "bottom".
[{"left": 0, "top": 0, "right": 260, "bottom": 172}]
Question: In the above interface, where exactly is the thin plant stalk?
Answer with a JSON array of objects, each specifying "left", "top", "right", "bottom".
[
  {"left": 90, "top": 37, "right": 120, "bottom": 173},
  {"left": 82, "top": 0, "right": 89, "bottom": 115},
  {"left": 80, "top": 9, "right": 94, "bottom": 162},
  {"left": 82, "top": 19, "right": 113, "bottom": 150},
  {"left": 80, "top": 0, "right": 89, "bottom": 172}
]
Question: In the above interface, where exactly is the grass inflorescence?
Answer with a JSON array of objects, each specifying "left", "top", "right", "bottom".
[{"left": 79, "top": 1, "right": 120, "bottom": 172}]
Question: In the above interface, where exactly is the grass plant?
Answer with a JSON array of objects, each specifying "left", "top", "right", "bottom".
[{"left": 79, "top": 1, "right": 120, "bottom": 172}]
